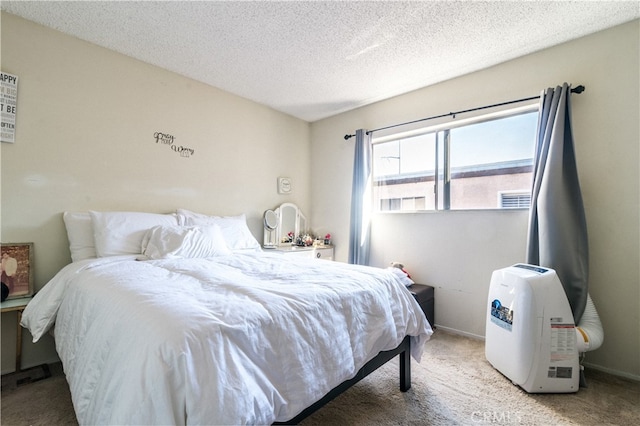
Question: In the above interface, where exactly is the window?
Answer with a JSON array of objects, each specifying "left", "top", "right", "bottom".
[{"left": 373, "top": 106, "right": 538, "bottom": 211}]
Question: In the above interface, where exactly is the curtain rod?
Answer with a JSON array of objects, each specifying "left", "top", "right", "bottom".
[{"left": 344, "top": 84, "right": 585, "bottom": 140}]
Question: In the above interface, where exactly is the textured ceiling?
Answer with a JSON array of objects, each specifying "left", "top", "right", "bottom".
[{"left": 2, "top": 1, "right": 638, "bottom": 122}]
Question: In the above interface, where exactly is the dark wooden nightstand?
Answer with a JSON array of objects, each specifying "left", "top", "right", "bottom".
[{"left": 409, "top": 284, "right": 435, "bottom": 328}]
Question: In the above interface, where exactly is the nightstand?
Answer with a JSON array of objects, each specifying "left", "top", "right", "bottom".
[
  {"left": 409, "top": 284, "right": 435, "bottom": 328},
  {"left": 1, "top": 297, "right": 51, "bottom": 386},
  {"left": 1, "top": 297, "right": 31, "bottom": 373}
]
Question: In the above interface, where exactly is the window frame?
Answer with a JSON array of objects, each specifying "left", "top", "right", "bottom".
[{"left": 372, "top": 102, "right": 539, "bottom": 213}]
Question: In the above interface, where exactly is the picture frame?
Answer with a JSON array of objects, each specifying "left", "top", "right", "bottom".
[
  {"left": 1, "top": 242, "right": 34, "bottom": 300},
  {"left": 278, "top": 177, "right": 292, "bottom": 194}
]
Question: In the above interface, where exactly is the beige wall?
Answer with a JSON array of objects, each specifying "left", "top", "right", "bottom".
[
  {"left": 311, "top": 20, "right": 640, "bottom": 379},
  {"left": 0, "top": 13, "right": 310, "bottom": 372}
]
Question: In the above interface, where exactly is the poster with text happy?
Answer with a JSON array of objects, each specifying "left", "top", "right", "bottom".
[{"left": 1, "top": 71, "right": 18, "bottom": 143}]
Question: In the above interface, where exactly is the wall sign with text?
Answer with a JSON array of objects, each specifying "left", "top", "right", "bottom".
[
  {"left": 1, "top": 71, "right": 18, "bottom": 143},
  {"left": 154, "top": 131, "right": 195, "bottom": 158}
]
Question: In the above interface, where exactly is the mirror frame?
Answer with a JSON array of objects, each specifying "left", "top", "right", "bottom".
[
  {"left": 262, "top": 209, "right": 278, "bottom": 248},
  {"left": 274, "top": 203, "right": 306, "bottom": 246}
]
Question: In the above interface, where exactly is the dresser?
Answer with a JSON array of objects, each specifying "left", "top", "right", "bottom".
[{"left": 273, "top": 245, "right": 334, "bottom": 260}]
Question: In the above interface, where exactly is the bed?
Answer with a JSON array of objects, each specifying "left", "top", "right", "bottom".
[{"left": 21, "top": 210, "right": 433, "bottom": 425}]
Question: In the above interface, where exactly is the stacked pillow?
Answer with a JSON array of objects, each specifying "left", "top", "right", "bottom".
[
  {"left": 176, "top": 209, "right": 261, "bottom": 252},
  {"left": 140, "top": 224, "right": 231, "bottom": 260},
  {"left": 63, "top": 211, "right": 98, "bottom": 262},
  {"left": 63, "top": 209, "right": 261, "bottom": 262},
  {"left": 90, "top": 211, "right": 178, "bottom": 258}
]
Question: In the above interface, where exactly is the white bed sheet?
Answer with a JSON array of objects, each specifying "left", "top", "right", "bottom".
[{"left": 22, "top": 252, "right": 432, "bottom": 425}]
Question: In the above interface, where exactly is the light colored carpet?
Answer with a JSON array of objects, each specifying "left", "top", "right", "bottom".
[
  {"left": 303, "top": 331, "right": 640, "bottom": 425},
  {"left": 1, "top": 331, "right": 638, "bottom": 425}
]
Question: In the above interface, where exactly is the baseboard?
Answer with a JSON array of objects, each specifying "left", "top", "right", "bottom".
[
  {"left": 434, "top": 325, "right": 485, "bottom": 341},
  {"left": 1, "top": 364, "right": 51, "bottom": 390},
  {"left": 21, "top": 355, "right": 61, "bottom": 371},
  {"left": 583, "top": 361, "right": 640, "bottom": 382}
]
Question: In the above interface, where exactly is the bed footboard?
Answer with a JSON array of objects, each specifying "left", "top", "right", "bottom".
[{"left": 274, "top": 335, "right": 412, "bottom": 425}]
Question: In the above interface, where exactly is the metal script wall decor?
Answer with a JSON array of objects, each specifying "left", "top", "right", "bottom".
[{"left": 154, "top": 131, "right": 195, "bottom": 158}]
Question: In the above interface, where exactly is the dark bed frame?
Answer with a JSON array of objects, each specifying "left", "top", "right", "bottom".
[{"left": 273, "top": 335, "right": 412, "bottom": 424}]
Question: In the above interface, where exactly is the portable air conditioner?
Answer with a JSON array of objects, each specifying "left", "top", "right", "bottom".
[{"left": 485, "top": 264, "right": 579, "bottom": 393}]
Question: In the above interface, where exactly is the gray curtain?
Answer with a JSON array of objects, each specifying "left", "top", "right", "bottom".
[
  {"left": 348, "top": 129, "right": 372, "bottom": 265},
  {"left": 526, "top": 83, "right": 589, "bottom": 324}
]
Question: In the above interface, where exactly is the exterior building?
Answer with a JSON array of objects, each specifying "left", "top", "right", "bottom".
[{"left": 375, "top": 159, "right": 532, "bottom": 211}]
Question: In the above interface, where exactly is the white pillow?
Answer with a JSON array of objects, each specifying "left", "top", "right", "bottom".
[
  {"left": 63, "top": 211, "right": 97, "bottom": 262},
  {"left": 177, "top": 209, "right": 261, "bottom": 251},
  {"left": 140, "top": 225, "right": 231, "bottom": 260},
  {"left": 90, "top": 211, "right": 178, "bottom": 257}
]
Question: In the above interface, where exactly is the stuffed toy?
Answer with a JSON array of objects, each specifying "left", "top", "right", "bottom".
[{"left": 389, "top": 261, "right": 411, "bottom": 279}]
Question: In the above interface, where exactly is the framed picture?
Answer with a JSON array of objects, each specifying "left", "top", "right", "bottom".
[
  {"left": 278, "top": 177, "right": 292, "bottom": 194},
  {"left": 1, "top": 242, "right": 34, "bottom": 300}
]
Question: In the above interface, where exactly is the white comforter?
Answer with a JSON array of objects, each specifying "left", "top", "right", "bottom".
[{"left": 22, "top": 252, "right": 432, "bottom": 425}]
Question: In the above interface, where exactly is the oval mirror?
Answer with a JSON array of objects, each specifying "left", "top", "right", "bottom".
[
  {"left": 263, "top": 209, "right": 278, "bottom": 248},
  {"left": 264, "top": 209, "right": 278, "bottom": 230}
]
